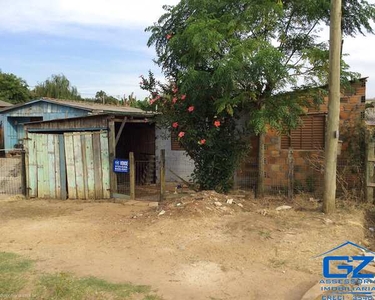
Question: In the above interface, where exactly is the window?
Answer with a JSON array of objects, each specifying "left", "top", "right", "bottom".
[
  {"left": 171, "top": 131, "right": 184, "bottom": 151},
  {"left": 281, "top": 115, "right": 325, "bottom": 150},
  {"left": 361, "top": 95, "right": 366, "bottom": 103}
]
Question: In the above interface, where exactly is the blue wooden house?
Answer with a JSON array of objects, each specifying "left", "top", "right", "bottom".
[{"left": 0, "top": 98, "right": 146, "bottom": 151}]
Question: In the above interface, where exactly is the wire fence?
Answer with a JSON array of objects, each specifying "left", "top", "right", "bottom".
[
  {"left": 234, "top": 154, "right": 364, "bottom": 199},
  {"left": 0, "top": 149, "right": 25, "bottom": 196}
]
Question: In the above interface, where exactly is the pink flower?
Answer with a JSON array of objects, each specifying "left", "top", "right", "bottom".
[
  {"left": 155, "top": 95, "right": 161, "bottom": 100},
  {"left": 149, "top": 99, "right": 156, "bottom": 105},
  {"left": 181, "top": 94, "right": 186, "bottom": 100},
  {"left": 188, "top": 106, "right": 195, "bottom": 112},
  {"left": 166, "top": 34, "right": 172, "bottom": 40},
  {"left": 214, "top": 120, "right": 221, "bottom": 127},
  {"left": 172, "top": 122, "right": 178, "bottom": 128},
  {"left": 178, "top": 132, "right": 185, "bottom": 138},
  {"left": 172, "top": 86, "right": 178, "bottom": 94},
  {"left": 172, "top": 97, "right": 178, "bottom": 104},
  {"left": 199, "top": 139, "right": 206, "bottom": 145}
]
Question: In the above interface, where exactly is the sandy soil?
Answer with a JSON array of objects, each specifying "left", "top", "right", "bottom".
[{"left": 0, "top": 193, "right": 369, "bottom": 300}]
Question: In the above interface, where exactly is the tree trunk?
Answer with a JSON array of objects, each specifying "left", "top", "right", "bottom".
[
  {"left": 256, "top": 132, "right": 265, "bottom": 198},
  {"left": 323, "top": 0, "right": 342, "bottom": 214}
]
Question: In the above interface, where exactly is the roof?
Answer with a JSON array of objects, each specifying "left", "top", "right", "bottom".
[
  {"left": 0, "top": 98, "right": 154, "bottom": 117},
  {"left": 0, "top": 100, "right": 13, "bottom": 107}
]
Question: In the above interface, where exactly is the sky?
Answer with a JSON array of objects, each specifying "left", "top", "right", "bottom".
[{"left": 0, "top": 0, "right": 375, "bottom": 100}]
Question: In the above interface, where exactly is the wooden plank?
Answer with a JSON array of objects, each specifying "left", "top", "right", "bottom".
[
  {"left": 64, "top": 133, "right": 77, "bottom": 199},
  {"left": 100, "top": 131, "right": 111, "bottom": 199},
  {"left": 85, "top": 134, "right": 95, "bottom": 199},
  {"left": 73, "top": 133, "right": 85, "bottom": 199},
  {"left": 42, "top": 134, "right": 50, "bottom": 198},
  {"left": 80, "top": 134, "right": 89, "bottom": 200},
  {"left": 36, "top": 135, "right": 45, "bottom": 198},
  {"left": 47, "top": 134, "right": 56, "bottom": 198},
  {"left": 115, "top": 117, "right": 127, "bottom": 146},
  {"left": 108, "top": 119, "right": 117, "bottom": 197},
  {"left": 27, "top": 133, "right": 38, "bottom": 198},
  {"left": 58, "top": 135, "right": 67, "bottom": 200},
  {"left": 53, "top": 135, "right": 60, "bottom": 199},
  {"left": 129, "top": 152, "right": 135, "bottom": 200},
  {"left": 93, "top": 132, "right": 103, "bottom": 199}
]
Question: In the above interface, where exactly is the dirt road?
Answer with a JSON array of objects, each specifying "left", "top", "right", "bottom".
[{"left": 0, "top": 195, "right": 368, "bottom": 299}]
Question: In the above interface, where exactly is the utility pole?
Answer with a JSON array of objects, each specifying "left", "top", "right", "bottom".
[{"left": 323, "top": 0, "right": 342, "bottom": 214}]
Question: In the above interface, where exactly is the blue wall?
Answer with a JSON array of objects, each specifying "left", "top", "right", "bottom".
[{"left": 1, "top": 101, "right": 89, "bottom": 150}]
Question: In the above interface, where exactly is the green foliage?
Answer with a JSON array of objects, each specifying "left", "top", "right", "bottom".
[
  {"left": 94, "top": 90, "right": 119, "bottom": 105},
  {"left": 0, "top": 71, "right": 31, "bottom": 104},
  {"left": 145, "top": 0, "right": 375, "bottom": 192},
  {"left": 33, "top": 74, "right": 82, "bottom": 100}
]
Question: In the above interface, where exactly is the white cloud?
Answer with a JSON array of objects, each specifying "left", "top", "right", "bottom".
[{"left": 0, "top": 0, "right": 179, "bottom": 33}]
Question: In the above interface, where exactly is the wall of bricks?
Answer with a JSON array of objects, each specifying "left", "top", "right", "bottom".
[{"left": 236, "top": 79, "right": 367, "bottom": 195}]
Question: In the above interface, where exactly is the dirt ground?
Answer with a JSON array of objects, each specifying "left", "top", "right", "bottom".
[{"left": 0, "top": 192, "right": 371, "bottom": 300}]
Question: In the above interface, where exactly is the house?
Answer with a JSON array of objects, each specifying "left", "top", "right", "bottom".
[
  {"left": 0, "top": 98, "right": 149, "bottom": 151},
  {"left": 23, "top": 111, "right": 156, "bottom": 200},
  {"left": 158, "top": 78, "right": 368, "bottom": 195},
  {"left": 236, "top": 78, "right": 368, "bottom": 195},
  {"left": 0, "top": 100, "right": 13, "bottom": 150}
]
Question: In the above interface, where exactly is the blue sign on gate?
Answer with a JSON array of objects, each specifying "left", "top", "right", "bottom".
[{"left": 113, "top": 159, "right": 129, "bottom": 173}]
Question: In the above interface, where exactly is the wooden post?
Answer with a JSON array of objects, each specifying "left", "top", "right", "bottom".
[
  {"left": 323, "top": 0, "right": 342, "bottom": 213},
  {"left": 256, "top": 132, "right": 265, "bottom": 198},
  {"left": 129, "top": 152, "right": 135, "bottom": 200},
  {"left": 159, "top": 149, "right": 166, "bottom": 201},
  {"left": 108, "top": 117, "right": 117, "bottom": 197},
  {"left": 366, "top": 134, "right": 374, "bottom": 202},
  {"left": 288, "top": 148, "right": 294, "bottom": 200},
  {"left": 21, "top": 150, "right": 27, "bottom": 196}
]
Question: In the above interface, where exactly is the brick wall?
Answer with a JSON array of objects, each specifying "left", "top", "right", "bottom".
[{"left": 236, "top": 79, "right": 367, "bottom": 194}]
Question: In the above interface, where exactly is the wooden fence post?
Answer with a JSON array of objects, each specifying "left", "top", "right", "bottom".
[
  {"left": 21, "top": 150, "right": 27, "bottom": 197},
  {"left": 366, "top": 134, "right": 374, "bottom": 203},
  {"left": 288, "top": 148, "right": 294, "bottom": 200},
  {"left": 159, "top": 149, "right": 165, "bottom": 201},
  {"left": 129, "top": 152, "right": 135, "bottom": 200}
]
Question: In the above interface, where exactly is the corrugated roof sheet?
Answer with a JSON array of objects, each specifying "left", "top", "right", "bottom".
[
  {"left": 41, "top": 98, "right": 147, "bottom": 114},
  {"left": 0, "top": 100, "right": 13, "bottom": 107},
  {"left": 0, "top": 98, "right": 155, "bottom": 117}
]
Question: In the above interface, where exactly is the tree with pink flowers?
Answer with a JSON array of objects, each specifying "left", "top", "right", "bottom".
[{"left": 144, "top": 0, "right": 375, "bottom": 194}]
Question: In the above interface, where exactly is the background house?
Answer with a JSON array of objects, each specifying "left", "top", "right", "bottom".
[
  {"left": 0, "top": 100, "right": 13, "bottom": 150},
  {"left": 0, "top": 98, "right": 147, "bottom": 151},
  {"left": 236, "top": 78, "right": 368, "bottom": 195},
  {"left": 0, "top": 100, "right": 13, "bottom": 109}
]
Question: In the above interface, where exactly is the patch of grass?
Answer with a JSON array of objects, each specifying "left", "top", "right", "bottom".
[
  {"left": 258, "top": 230, "right": 272, "bottom": 239},
  {"left": 33, "top": 272, "right": 159, "bottom": 300},
  {"left": 0, "top": 252, "right": 33, "bottom": 295},
  {"left": 143, "top": 295, "right": 164, "bottom": 300},
  {"left": 0, "top": 252, "right": 162, "bottom": 300},
  {"left": 269, "top": 258, "right": 288, "bottom": 268},
  {"left": 0, "top": 252, "right": 33, "bottom": 273}
]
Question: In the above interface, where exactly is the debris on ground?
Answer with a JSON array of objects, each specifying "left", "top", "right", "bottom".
[
  {"left": 158, "top": 210, "right": 166, "bottom": 216},
  {"left": 276, "top": 205, "right": 292, "bottom": 211}
]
